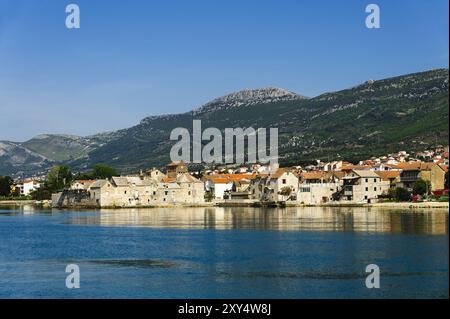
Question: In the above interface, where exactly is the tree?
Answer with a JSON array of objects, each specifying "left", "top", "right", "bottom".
[
  {"left": 204, "top": 191, "right": 214, "bottom": 202},
  {"left": 394, "top": 187, "right": 411, "bottom": 202},
  {"left": 29, "top": 187, "right": 52, "bottom": 201},
  {"left": 412, "top": 179, "right": 430, "bottom": 196},
  {"left": 0, "top": 176, "right": 13, "bottom": 197},
  {"left": 91, "top": 164, "right": 118, "bottom": 179},
  {"left": 74, "top": 172, "right": 94, "bottom": 180},
  {"left": 46, "top": 165, "right": 73, "bottom": 191}
]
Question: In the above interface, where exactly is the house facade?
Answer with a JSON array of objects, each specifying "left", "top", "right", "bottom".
[
  {"left": 341, "top": 170, "right": 388, "bottom": 203},
  {"left": 15, "top": 179, "right": 41, "bottom": 196},
  {"left": 396, "top": 162, "right": 446, "bottom": 191},
  {"left": 298, "top": 182, "right": 341, "bottom": 205},
  {"left": 251, "top": 169, "right": 298, "bottom": 202},
  {"left": 297, "top": 171, "right": 343, "bottom": 205}
]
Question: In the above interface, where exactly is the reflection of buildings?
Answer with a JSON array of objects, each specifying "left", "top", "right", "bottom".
[{"left": 70, "top": 207, "right": 449, "bottom": 235}]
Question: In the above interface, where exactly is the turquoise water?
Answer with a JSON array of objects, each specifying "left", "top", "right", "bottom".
[{"left": 0, "top": 205, "right": 448, "bottom": 298}]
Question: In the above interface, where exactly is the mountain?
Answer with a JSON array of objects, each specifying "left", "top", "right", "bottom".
[
  {"left": 1, "top": 69, "right": 448, "bottom": 178},
  {"left": 22, "top": 134, "right": 100, "bottom": 162},
  {"left": 193, "top": 87, "right": 307, "bottom": 114},
  {"left": 0, "top": 141, "right": 53, "bottom": 178}
]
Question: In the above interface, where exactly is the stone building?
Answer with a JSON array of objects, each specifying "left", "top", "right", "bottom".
[
  {"left": 297, "top": 171, "right": 343, "bottom": 205},
  {"left": 395, "top": 162, "right": 446, "bottom": 192},
  {"left": 89, "top": 176, "right": 158, "bottom": 207},
  {"left": 166, "top": 161, "right": 188, "bottom": 178},
  {"left": 53, "top": 162, "right": 205, "bottom": 208},
  {"left": 158, "top": 173, "right": 205, "bottom": 204},
  {"left": 250, "top": 168, "right": 299, "bottom": 202},
  {"left": 341, "top": 170, "right": 388, "bottom": 203}
]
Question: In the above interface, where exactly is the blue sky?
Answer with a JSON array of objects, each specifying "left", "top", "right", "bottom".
[{"left": 0, "top": 0, "right": 448, "bottom": 141}]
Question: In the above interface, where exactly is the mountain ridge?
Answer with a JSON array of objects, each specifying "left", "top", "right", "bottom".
[{"left": 1, "top": 68, "right": 448, "bottom": 178}]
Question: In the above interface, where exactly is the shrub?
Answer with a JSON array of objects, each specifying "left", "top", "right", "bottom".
[{"left": 394, "top": 187, "right": 411, "bottom": 202}]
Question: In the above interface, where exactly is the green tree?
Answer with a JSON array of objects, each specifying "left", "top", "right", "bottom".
[
  {"left": 46, "top": 165, "right": 73, "bottom": 191},
  {"left": 74, "top": 172, "right": 94, "bottom": 180},
  {"left": 29, "top": 187, "right": 52, "bottom": 201},
  {"left": 204, "top": 191, "right": 214, "bottom": 202},
  {"left": 394, "top": 187, "right": 411, "bottom": 202},
  {"left": 412, "top": 179, "right": 430, "bottom": 195},
  {"left": 91, "top": 164, "right": 118, "bottom": 179},
  {"left": 0, "top": 176, "right": 13, "bottom": 197}
]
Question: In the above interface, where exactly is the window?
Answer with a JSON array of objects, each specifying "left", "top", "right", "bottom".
[
  {"left": 374, "top": 178, "right": 377, "bottom": 182},
  {"left": 365, "top": 178, "right": 368, "bottom": 183},
  {"left": 165, "top": 191, "right": 168, "bottom": 195},
  {"left": 365, "top": 187, "right": 368, "bottom": 192},
  {"left": 124, "top": 191, "right": 127, "bottom": 194},
  {"left": 364, "top": 195, "right": 368, "bottom": 200},
  {"left": 282, "top": 179, "right": 287, "bottom": 184},
  {"left": 188, "top": 191, "right": 191, "bottom": 195},
  {"left": 374, "top": 187, "right": 377, "bottom": 191}
]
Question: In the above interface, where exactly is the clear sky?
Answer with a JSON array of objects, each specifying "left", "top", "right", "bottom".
[{"left": 0, "top": 0, "right": 448, "bottom": 141}]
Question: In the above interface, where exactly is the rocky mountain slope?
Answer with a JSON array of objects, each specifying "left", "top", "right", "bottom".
[{"left": 1, "top": 68, "right": 448, "bottom": 177}]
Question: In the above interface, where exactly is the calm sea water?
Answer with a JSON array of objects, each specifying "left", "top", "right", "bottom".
[{"left": 0, "top": 205, "right": 448, "bottom": 298}]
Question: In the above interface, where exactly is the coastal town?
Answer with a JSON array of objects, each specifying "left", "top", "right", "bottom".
[{"left": 1, "top": 146, "right": 448, "bottom": 208}]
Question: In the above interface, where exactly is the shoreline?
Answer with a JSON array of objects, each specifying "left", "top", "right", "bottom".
[
  {"left": 299, "top": 202, "right": 449, "bottom": 209},
  {"left": 0, "top": 200, "right": 448, "bottom": 210}
]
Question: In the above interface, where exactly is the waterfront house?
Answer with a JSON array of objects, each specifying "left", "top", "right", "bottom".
[
  {"left": 297, "top": 171, "right": 343, "bottom": 205},
  {"left": 341, "top": 170, "right": 387, "bottom": 203},
  {"left": 395, "top": 162, "right": 446, "bottom": 191},
  {"left": 159, "top": 173, "right": 205, "bottom": 204},
  {"left": 204, "top": 177, "right": 234, "bottom": 200},
  {"left": 88, "top": 176, "right": 158, "bottom": 207},
  {"left": 204, "top": 174, "right": 256, "bottom": 200},
  {"left": 250, "top": 168, "right": 299, "bottom": 202},
  {"left": 374, "top": 171, "right": 401, "bottom": 192},
  {"left": 297, "top": 182, "right": 341, "bottom": 205},
  {"left": 15, "top": 179, "right": 41, "bottom": 196}
]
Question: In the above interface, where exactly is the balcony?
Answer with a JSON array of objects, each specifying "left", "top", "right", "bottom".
[{"left": 400, "top": 174, "right": 419, "bottom": 183}]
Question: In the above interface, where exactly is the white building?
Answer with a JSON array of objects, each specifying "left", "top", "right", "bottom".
[
  {"left": 204, "top": 177, "right": 234, "bottom": 200},
  {"left": 16, "top": 180, "right": 41, "bottom": 196},
  {"left": 298, "top": 182, "right": 341, "bottom": 205}
]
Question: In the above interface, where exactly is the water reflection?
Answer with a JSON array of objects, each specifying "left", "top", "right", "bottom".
[
  {"left": 0, "top": 204, "right": 46, "bottom": 215},
  {"left": 67, "top": 206, "right": 449, "bottom": 235}
]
